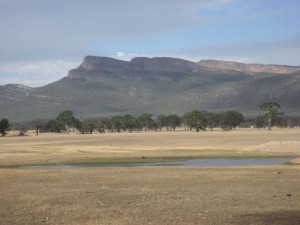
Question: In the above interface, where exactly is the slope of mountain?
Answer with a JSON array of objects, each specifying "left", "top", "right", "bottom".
[
  {"left": 0, "top": 56, "right": 300, "bottom": 121},
  {"left": 134, "top": 71, "right": 300, "bottom": 116}
]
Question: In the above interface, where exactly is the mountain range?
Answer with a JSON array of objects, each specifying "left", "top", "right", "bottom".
[{"left": 1, "top": 55, "right": 300, "bottom": 122}]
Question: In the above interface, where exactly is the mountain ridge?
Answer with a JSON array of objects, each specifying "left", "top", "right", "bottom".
[
  {"left": 1, "top": 56, "right": 300, "bottom": 122},
  {"left": 68, "top": 56, "right": 300, "bottom": 80}
]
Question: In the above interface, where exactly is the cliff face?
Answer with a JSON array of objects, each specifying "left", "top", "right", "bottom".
[
  {"left": 68, "top": 56, "right": 300, "bottom": 80},
  {"left": 68, "top": 56, "right": 130, "bottom": 79},
  {"left": 130, "top": 57, "right": 196, "bottom": 73},
  {"left": 68, "top": 56, "right": 197, "bottom": 79},
  {"left": 79, "top": 56, "right": 129, "bottom": 71},
  {"left": 198, "top": 60, "right": 300, "bottom": 74}
]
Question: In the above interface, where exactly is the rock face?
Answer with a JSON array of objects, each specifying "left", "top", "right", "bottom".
[
  {"left": 130, "top": 57, "right": 196, "bottom": 73},
  {"left": 68, "top": 56, "right": 300, "bottom": 80},
  {"left": 68, "top": 56, "right": 130, "bottom": 79},
  {"left": 80, "top": 56, "right": 129, "bottom": 71},
  {"left": 68, "top": 56, "right": 197, "bottom": 79},
  {"left": 198, "top": 60, "right": 300, "bottom": 74}
]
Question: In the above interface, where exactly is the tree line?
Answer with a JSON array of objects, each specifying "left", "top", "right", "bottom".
[
  {"left": 42, "top": 102, "right": 286, "bottom": 134},
  {"left": 0, "top": 102, "right": 297, "bottom": 136},
  {"left": 42, "top": 109, "right": 245, "bottom": 134}
]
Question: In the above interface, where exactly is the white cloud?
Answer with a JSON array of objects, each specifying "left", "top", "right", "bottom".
[
  {"left": 116, "top": 52, "right": 125, "bottom": 57},
  {"left": 0, "top": 60, "right": 79, "bottom": 87}
]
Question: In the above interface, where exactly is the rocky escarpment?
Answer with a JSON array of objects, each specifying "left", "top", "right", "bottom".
[
  {"left": 130, "top": 57, "right": 196, "bottom": 73},
  {"left": 68, "top": 56, "right": 197, "bottom": 79},
  {"left": 68, "top": 56, "right": 300, "bottom": 80},
  {"left": 198, "top": 60, "right": 300, "bottom": 74},
  {"left": 68, "top": 56, "right": 130, "bottom": 79}
]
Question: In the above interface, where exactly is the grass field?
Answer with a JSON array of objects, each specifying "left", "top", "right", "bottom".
[
  {"left": 1, "top": 128, "right": 300, "bottom": 167},
  {"left": 1, "top": 128, "right": 300, "bottom": 225}
]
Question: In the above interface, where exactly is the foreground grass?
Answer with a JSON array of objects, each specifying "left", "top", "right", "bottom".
[
  {"left": 1, "top": 166, "right": 300, "bottom": 225},
  {"left": 1, "top": 129, "right": 300, "bottom": 224}
]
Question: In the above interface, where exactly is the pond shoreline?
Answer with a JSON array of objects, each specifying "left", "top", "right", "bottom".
[{"left": 0, "top": 157, "right": 294, "bottom": 169}]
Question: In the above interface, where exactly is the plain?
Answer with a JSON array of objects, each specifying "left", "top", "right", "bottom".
[{"left": 0, "top": 128, "right": 300, "bottom": 225}]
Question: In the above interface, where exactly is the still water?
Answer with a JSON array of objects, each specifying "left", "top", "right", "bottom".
[{"left": 15, "top": 157, "right": 292, "bottom": 169}]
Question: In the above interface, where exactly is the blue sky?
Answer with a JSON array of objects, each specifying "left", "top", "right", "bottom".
[{"left": 0, "top": 0, "right": 300, "bottom": 87}]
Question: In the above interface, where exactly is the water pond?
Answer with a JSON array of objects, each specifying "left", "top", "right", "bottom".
[{"left": 14, "top": 157, "right": 293, "bottom": 169}]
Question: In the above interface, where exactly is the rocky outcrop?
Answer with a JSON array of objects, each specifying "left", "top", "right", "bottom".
[
  {"left": 68, "top": 56, "right": 130, "bottom": 79},
  {"left": 197, "top": 60, "right": 300, "bottom": 74},
  {"left": 68, "top": 56, "right": 199, "bottom": 80},
  {"left": 68, "top": 56, "right": 300, "bottom": 80},
  {"left": 130, "top": 57, "right": 196, "bottom": 73},
  {"left": 78, "top": 55, "right": 129, "bottom": 71}
]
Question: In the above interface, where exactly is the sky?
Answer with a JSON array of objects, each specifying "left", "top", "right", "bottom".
[{"left": 1, "top": 0, "right": 300, "bottom": 87}]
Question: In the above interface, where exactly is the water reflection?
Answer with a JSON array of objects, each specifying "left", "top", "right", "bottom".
[{"left": 15, "top": 157, "right": 293, "bottom": 169}]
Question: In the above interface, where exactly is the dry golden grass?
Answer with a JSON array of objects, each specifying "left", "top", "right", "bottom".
[
  {"left": 1, "top": 128, "right": 300, "bottom": 225},
  {"left": 1, "top": 166, "right": 300, "bottom": 225},
  {"left": 1, "top": 128, "right": 300, "bottom": 166}
]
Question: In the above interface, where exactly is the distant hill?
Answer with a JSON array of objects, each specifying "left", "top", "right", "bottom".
[{"left": 1, "top": 56, "right": 300, "bottom": 122}]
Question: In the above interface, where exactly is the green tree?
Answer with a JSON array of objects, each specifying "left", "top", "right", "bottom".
[
  {"left": 156, "top": 115, "right": 168, "bottom": 131},
  {"left": 56, "top": 110, "right": 77, "bottom": 134},
  {"left": 183, "top": 110, "right": 208, "bottom": 132},
  {"left": 201, "top": 111, "right": 222, "bottom": 131},
  {"left": 255, "top": 116, "right": 265, "bottom": 129},
  {"left": 80, "top": 118, "right": 99, "bottom": 134},
  {"left": 44, "top": 120, "right": 61, "bottom": 133},
  {"left": 138, "top": 113, "right": 154, "bottom": 131},
  {"left": 222, "top": 111, "right": 244, "bottom": 130},
  {"left": 0, "top": 119, "right": 9, "bottom": 136},
  {"left": 111, "top": 116, "right": 124, "bottom": 133},
  {"left": 260, "top": 102, "right": 284, "bottom": 130},
  {"left": 166, "top": 114, "right": 181, "bottom": 131},
  {"left": 122, "top": 114, "right": 137, "bottom": 132},
  {"left": 99, "top": 118, "right": 111, "bottom": 132}
]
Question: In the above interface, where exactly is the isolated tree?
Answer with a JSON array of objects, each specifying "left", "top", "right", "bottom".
[
  {"left": 222, "top": 111, "right": 244, "bottom": 130},
  {"left": 56, "top": 110, "right": 77, "bottom": 134},
  {"left": 260, "top": 102, "right": 284, "bottom": 130},
  {"left": 0, "top": 119, "right": 9, "bottom": 136},
  {"left": 183, "top": 110, "right": 208, "bottom": 132}
]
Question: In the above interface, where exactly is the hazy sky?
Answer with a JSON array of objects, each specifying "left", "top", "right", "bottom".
[{"left": 1, "top": 0, "right": 300, "bottom": 87}]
